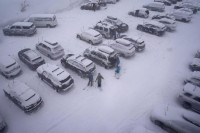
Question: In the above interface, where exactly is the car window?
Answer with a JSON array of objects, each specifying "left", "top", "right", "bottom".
[
  {"left": 15, "top": 26, "right": 21, "bottom": 29},
  {"left": 22, "top": 26, "right": 30, "bottom": 29},
  {"left": 194, "top": 97, "right": 200, "bottom": 102},
  {"left": 11, "top": 26, "right": 15, "bottom": 29}
]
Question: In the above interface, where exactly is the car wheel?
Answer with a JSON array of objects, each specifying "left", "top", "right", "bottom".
[
  {"left": 193, "top": 9, "right": 197, "bottom": 14},
  {"left": 3, "top": 32, "right": 10, "bottom": 36},
  {"left": 77, "top": 35, "right": 81, "bottom": 39},
  {"left": 182, "top": 18, "right": 187, "bottom": 22},
  {"left": 154, "top": 120, "right": 164, "bottom": 129},
  {"left": 155, "top": 31, "right": 160, "bottom": 36},
  {"left": 81, "top": 7, "right": 84, "bottom": 10},
  {"left": 89, "top": 40, "right": 93, "bottom": 45},
  {"left": 183, "top": 102, "right": 191, "bottom": 109}
]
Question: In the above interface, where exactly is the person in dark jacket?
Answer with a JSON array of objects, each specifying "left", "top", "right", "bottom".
[
  {"left": 87, "top": 71, "right": 93, "bottom": 86},
  {"left": 96, "top": 73, "right": 104, "bottom": 87}
]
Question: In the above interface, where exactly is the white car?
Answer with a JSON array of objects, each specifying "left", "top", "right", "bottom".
[
  {"left": 156, "top": 18, "right": 176, "bottom": 31},
  {"left": 0, "top": 56, "right": 21, "bottom": 78},
  {"left": 131, "top": 126, "right": 156, "bottom": 133},
  {"left": 0, "top": 114, "right": 6, "bottom": 132},
  {"left": 77, "top": 29, "right": 103, "bottom": 45},
  {"left": 185, "top": 71, "right": 200, "bottom": 87},
  {"left": 106, "top": 38, "right": 135, "bottom": 57},
  {"left": 170, "top": 10, "right": 192, "bottom": 22},
  {"left": 37, "top": 63, "right": 74, "bottom": 92},
  {"left": 3, "top": 81, "right": 43, "bottom": 113},
  {"left": 176, "top": 8, "right": 193, "bottom": 16},
  {"left": 179, "top": 83, "right": 200, "bottom": 113},
  {"left": 143, "top": 2, "right": 165, "bottom": 12},
  {"left": 150, "top": 105, "right": 200, "bottom": 133},
  {"left": 36, "top": 40, "right": 65, "bottom": 59}
]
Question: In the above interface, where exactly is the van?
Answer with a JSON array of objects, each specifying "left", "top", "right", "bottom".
[{"left": 25, "top": 14, "right": 57, "bottom": 28}]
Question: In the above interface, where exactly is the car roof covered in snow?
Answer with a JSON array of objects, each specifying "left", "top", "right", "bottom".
[
  {"left": 116, "top": 38, "right": 132, "bottom": 46},
  {"left": 183, "top": 83, "right": 200, "bottom": 97},
  {"left": 98, "top": 46, "right": 115, "bottom": 55},
  {"left": 149, "top": 2, "right": 165, "bottom": 6},
  {"left": 151, "top": 105, "right": 200, "bottom": 132},
  {"left": 24, "top": 49, "right": 41, "bottom": 60},
  {"left": 144, "top": 20, "right": 165, "bottom": 28},
  {"left": 12, "top": 22, "right": 33, "bottom": 27},
  {"left": 0, "top": 56, "right": 16, "bottom": 67},
  {"left": 159, "top": 18, "right": 175, "bottom": 24},
  {"left": 41, "top": 40, "right": 60, "bottom": 48},
  {"left": 85, "top": 29, "right": 100, "bottom": 36},
  {"left": 191, "top": 58, "right": 200, "bottom": 66},
  {"left": 68, "top": 54, "right": 93, "bottom": 67},
  {"left": 29, "top": 14, "right": 55, "bottom": 18},
  {"left": 131, "top": 126, "right": 155, "bottom": 133},
  {"left": 37, "top": 63, "right": 70, "bottom": 81}
]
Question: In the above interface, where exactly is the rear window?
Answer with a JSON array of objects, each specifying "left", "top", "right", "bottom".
[{"left": 6, "top": 62, "right": 16, "bottom": 68}]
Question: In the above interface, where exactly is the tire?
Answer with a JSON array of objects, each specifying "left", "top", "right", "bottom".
[
  {"left": 3, "top": 31, "right": 10, "bottom": 36},
  {"left": 154, "top": 120, "right": 164, "bottom": 129},
  {"left": 193, "top": 9, "right": 197, "bottom": 14},
  {"left": 46, "top": 24, "right": 51, "bottom": 28},
  {"left": 182, "top": 18, "right": 187, "bottom": 22},
  {"left": 155, "top": 31, "right": 160, "bottom": 36},
  {"left": 183, "top": 102, "right": 191, "bottom": 109},
  {"left": 81, "top": 7, "right": 84, "bottom": 10},
  {"left": 77, "top": 35, "right": 81, "bottom": 39},
  {"left": 89, "top": 40, "right": 93, "bottom": 45}
]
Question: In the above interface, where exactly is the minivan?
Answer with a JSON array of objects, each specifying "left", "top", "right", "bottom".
[{"left": 25, "top": 14, "right": 57, "bottom": 28}]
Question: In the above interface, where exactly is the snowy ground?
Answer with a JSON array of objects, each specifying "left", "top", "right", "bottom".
[{"left": 0, "top": 0, "right": 200, "bottom": 133}]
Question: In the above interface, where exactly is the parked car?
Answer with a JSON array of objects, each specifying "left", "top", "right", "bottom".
[
  {"left": 18, "top": 48, "right": 45, "bottom": 70},
  {"left": 168, "top": 0, "right": 177, "bottom": 4},
  {"left": 143, "top": 2, "right": 165, "bottom": 12},
  {"left": 24, "top": 14, "right": 57, "bottom": 28},
  {"left": 154, "top": 0, "right": 172, "bottom": 6},
  {"left": 61, "top": 54, "right": 96, "bottom": 77},
  {"left": 152, "top": 13, "right": 175, "bottom": 20},
  {"left": 184, "top": 71, "right": 200, "bottom": 87},
  {"left": 3, "top": 81, "right": 43, "bottom": 113},
  {"left": 3, "top": 22, "right": 36, "bottom": 36},
  {"left": 137, "top": 21, "right": 167, "bottom": 36},
  {"left": 195, "top": 50, "right": 200, "bottom": 58},
  {"left": 83, "top": 46, "right": 118, "bottom": 68},
  {"left": 77, "top": 29, "right": 103, "bottom": 45},
  {"left": 0, "top": 56, "right": 21, "bottom": 78},
  {"left": 179, "top": 83, "right": 200, "bottom": 113},
  {"left": 104, "top": 16, "right": 129, "bottom": 33},
  {"left": 80, "top": 2, "right": 100, "bottom": 10},
  {"left": 169, "top": 10, "right": 192, "bottom": 22},
  {"left": 175, "top": 8, "right": 193, "bottom": 15},
  {"left": 119, "top": 35, "right": 145, "bottom": 52},
  {"left": 36, "top": 40, "right": 65, "bottom": 59},
  {"left": 37, "top": 63, "right": 74, "bottom": 92},
  {"left": 106, "top": 38, "right": 135, "bottom": 57},
  {"left": 131, "top": 126, "right": 156, "bottom": 133},
  {"left": 0, "top": 114, "right": 6, "bottom": 132},
  {"left": 156, "top": 18, "right": 176, "bottom": 31},
  {"left": 189, "top": 58, "right": 200, "bottom": 71},
  {"left": 174, "top": 3, "right": 199, "bottom": 13},
  {"left": 150, "top": 105, "right": 200, "bottom": 133},
  {"left": 94, "top": 21, "right": 118, "bottom": 39},
  {"left": 128, "top": 9, "right": 149, "bottom": 18}
]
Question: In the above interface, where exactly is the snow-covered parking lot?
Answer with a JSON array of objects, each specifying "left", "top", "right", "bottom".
[{"left": 0, "top": 0, "right": 200, "bottom": 133}]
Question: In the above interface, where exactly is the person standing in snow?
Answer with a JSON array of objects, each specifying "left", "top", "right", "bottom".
[
  {"left": 87, "top": 71, "right": 93, "bottom": 86},
  {"left": 115, "top": 65, "right": 121, "bottom": 79},
  {"left": 96, "top": 73, "right": 104, "bottom": 87},
  {"left": 116, "top": 56, "right": 120, "bottom": 67},
  {"left": 93, "top": 3, "right": 96, "bottom": 12}
]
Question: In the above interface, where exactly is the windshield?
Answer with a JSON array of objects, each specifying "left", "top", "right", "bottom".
[
  {"left": 53, "top": 45, "right": 62, "bottom": 52},
  {"left": 25, "top": 94, "right": 36, "bottom": 101},
  {"left": 60, "top": 76, "right": 70, "bottom": 84},
  {"left": 6, "top": 62, "right": 16, "bottom": 68},
  {"left": 86, "top": 62, "right": 94, "bottom": 71},
  {"left": 32, "top": 57, "right": 41, "bottom": 62}
]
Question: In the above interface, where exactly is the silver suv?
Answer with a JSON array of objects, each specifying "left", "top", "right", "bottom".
[
  {"left": 179, "top": 83, "right": 200, "bottom": 113},
  {"left": 94, "top": 21, "right": 118, "bottom": 39},
  {"left": 83, "top": 46, "right": 118, "bottom": 69},
  {"left": 36, "top": 40, "right": 65, "bottom": 59},
  {"left": 3, "top": 22, "right": 36, "bottom": 36}
]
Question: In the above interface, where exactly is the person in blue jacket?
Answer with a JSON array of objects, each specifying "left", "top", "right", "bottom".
[
  {"left": 87, "top": 71, "right": 93, "bottom": 86},
  {"left": 115, "top": 65, "right": 121, "bottom": 79}
]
